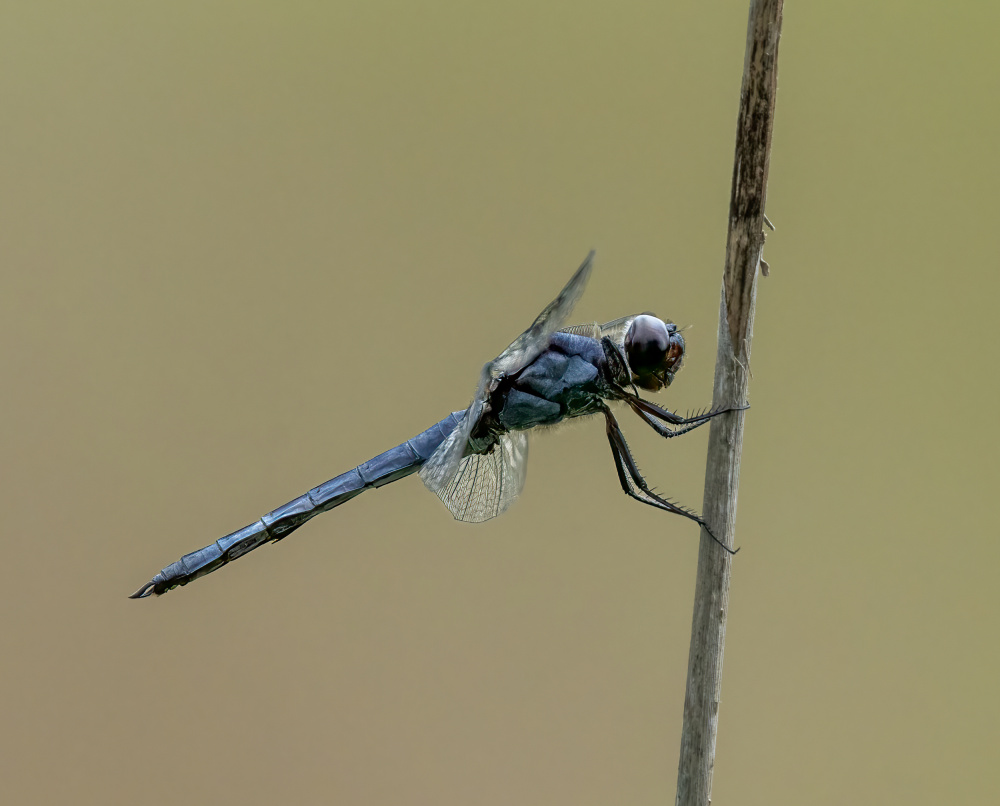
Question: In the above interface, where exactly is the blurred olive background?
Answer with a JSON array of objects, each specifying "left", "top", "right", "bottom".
[{"left": 3, "top": 2, "right": 997, "bottom": 804}]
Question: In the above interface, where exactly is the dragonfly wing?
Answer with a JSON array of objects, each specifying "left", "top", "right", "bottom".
[
  {"left": 419, "top": 376, "right": 487, "bottom": 501},
  {"left": 429, "top": 431, "right": 528, "bottom": 523},
  {"left": 489, "top": 250, "right": 594, "bottom": 379},
  {"left": 420, "top": 251, "right": 593, "bottom": 517},
  {"left": 558, "top": 322, "right": 602, "bottom": 338},
  {"left": 561, "top": 315, "right": 638, "bottom": 346},
  {"left": 597, "top": 314, "right": 641, "bottom": 347}
]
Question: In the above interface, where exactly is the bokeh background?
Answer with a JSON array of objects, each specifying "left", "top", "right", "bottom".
[{"left": 3, "top": 2, "right": 997, "bottom": 804}]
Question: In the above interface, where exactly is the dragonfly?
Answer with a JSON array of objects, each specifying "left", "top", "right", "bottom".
[{"left": 130, "top": 251, "right": 744, "bottom": 599}]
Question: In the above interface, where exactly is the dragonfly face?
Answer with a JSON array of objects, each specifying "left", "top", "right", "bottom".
[{"left": 624, "top": 314, "right": 685, "bottom": 392}]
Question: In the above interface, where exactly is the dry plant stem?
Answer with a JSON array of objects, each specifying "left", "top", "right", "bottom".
[{"left": 674, "top": 2, "right": 783, "bottom": 805}]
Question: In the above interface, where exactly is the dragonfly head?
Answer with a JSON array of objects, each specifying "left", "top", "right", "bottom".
[{"left": 624, "top": 314, "right": 685, "bottom": 392}]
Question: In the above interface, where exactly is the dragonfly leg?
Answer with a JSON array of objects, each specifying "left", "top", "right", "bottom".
[
  {"left": 625, "top": 392, "right": 748, "bottom": 426},
  {"left": 601, "top": 406, "right": 738, "bottom": 555},
  {"left": 625, "top": 400, "right": 712, "bottom": 439}
]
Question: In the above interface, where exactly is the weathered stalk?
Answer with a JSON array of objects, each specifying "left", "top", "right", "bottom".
[{"left": 674, "top": 2, "right": 783, "bottom": 804}]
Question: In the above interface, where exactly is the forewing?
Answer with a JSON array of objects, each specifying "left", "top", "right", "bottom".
[
  {"left": 490, "top": 250, "right": 595, "bottom": 379},
  {"left": 432, "top": 431, "right": 529, "bottom": 523},
  {"left": 560, "top": 315, "right": 638, "bottom": 350},
  {"left": 558, "top": 322, "right": 601, "bottom": 339},
  {"left": 596, "top": 315, "right": 639, "bottom": 346},
  {"left": 420, "top": 251, "right": 594, "bottom": 512}
]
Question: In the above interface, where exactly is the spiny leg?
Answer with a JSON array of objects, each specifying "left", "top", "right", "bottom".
[
  {"left": 601, "top": 406, "right": 738, "bottom": 555},
  {"left": 619, "top": 391, "right": 748, "bottom": 440},
  {"left": 602, "top": 406, "right": 707, "bottom": 524},
  {"left": 625, "top": 399, "right": 712, "bottom": 439},
  {"left": 622, "top": 390, "right": 747, "bottom": 427}
]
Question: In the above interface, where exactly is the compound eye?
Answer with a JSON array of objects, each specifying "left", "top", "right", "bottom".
[{"left": 625, "top": 315, "right": 670, "bottom": 375}]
